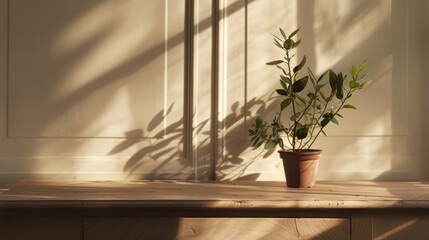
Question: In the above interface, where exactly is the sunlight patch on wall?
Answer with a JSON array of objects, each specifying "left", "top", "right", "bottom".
[
  {"left": 318, "top": 137, "right": 392, "bottom": 180},
  {"left": 7, "top": 0, "right": 176, "bottom": 138},
  {"left": 301, "top": 0, "right": 408, "bottom": 136}
]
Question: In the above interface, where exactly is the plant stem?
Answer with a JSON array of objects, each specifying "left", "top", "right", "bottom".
[
  {"left": 303, "top": 92, "right": 333, "bottom": 148},
  {"left": 307, "top": 91, "right": 352, "bottom": 149},
  {"left": 285, "top": 50, "right": 297, "bottom": 151}
]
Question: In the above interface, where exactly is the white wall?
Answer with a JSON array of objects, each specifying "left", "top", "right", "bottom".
[
  {"left": 0, "top": 0, "right": 427, "bottom": 183},
  {"left": 0, "top": 0, "right": 206, "bottom": 183},
  {"left": 218, "top": 0, "right": 429, "bottom": 181}
]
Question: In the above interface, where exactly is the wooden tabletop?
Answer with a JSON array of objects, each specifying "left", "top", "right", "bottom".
[{"left": 0, "top": 180, "right": 428, "bottom": 210}]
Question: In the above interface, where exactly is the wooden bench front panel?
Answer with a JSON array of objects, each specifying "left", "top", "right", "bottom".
[
  {"left": 84, "top": 217, "right": 350, "bottom": 240},
  {"left": 0, "top": 217, "right": 82, "bottom": 240}
]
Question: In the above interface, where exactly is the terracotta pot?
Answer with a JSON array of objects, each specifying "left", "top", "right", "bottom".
[{"left": 279, "top": 149, "right": 322, "bottom": 188}]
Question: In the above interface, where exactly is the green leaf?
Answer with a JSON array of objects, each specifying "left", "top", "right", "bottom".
[
  {"left": 296, "top": 126, "right": 308, "bottom": 140},
  {"left": 266, "top": 60, "right": 284, "bottom": 65},
  {"left": 318, "top": 70, "right": 329, "bottom": 83},
  {"left": 330, "top": 117, "right": 339, "bottom": 125},
  {"left": 276, "top": 89, "right": 288, "bottom": 96},
  {"left": 316, "top": 82, "right": 328, "bottom": 92},
  {"left": 335, "top": 73, "right": 345, "bottom": 99},
  {"left": 322, "top": 112, "right": 333, "bottom": 119},
  {"left": 320, "top": 118, "right": 330, "bottom": 127},
  {"left": 264, "top": 140, "right": 278, "bottom": 149},
  {"left": 343, "top": 104, "right": 357, "bottom": 110},
  {"left": 349, "top": 80, "right": 360, "bottom": 89},
  {"left": 279, "top": 28, "right": 287, "bottom": 39},
  {"left": 358, "top": 60, "right": 367, "bottom": 73},
  {"left": 350, "top": 65, "right": 357, "bottom": 79},
  {"left": 336, "top": 88, "right": 344, "bottom": 99},
  {"left": 280, "top": 79, "right": 288, "bottom": 89},
  {"left": 281, "top": 98, "right": 292, "bottom": 111},
  {"left": 308, "top": 68, "right": 317, "bottom": 87},
  {"left": 359, "top": 80, "right": 372, "bottom": 89},
  {"left": 290, "top": 112, "right": 301, "bottom": 121},
  {"left": 358, "top": 72, "right": 368, "bottom": 81},
  {"left": 329, "top": 70, "right": 338, "bottom": 93},
  {"left": 338, "top": 73, "right": 347, "bottom": 82},
  {"left": 280, "top": 75, "right": 291, "bottom": 84},
  {"left": 293, "top": 55, "right": 306, "bottom": 73},
  {"left": 288, "top": 27, "right": 300, "bottom": 39},
  {"left": 283, "top": 39, "right": 294, "bottom": 50},
  {"left": 337, "top": 72, "right": 344, "bottom": 86},
  {"left": 292, "top": 76, "right": 308, "bottom": 93}
]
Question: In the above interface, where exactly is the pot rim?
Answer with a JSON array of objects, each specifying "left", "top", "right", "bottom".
[{"left": 278, "top": 149, "right": 322, "bottom": 153}]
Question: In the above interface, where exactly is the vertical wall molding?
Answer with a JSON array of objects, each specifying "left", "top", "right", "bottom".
[
  {"left": 184, "top": 0, "right": 194, "bottom": 166},
  {"left": 192, "top": 0, "right": 214, "bottom": 180},
  {"left": 209, "top": 0, "right": 219, "bottom": 180}
]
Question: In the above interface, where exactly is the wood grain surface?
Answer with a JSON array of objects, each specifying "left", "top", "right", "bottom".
[{"left": 0, "top": 180, "right": 428, "bottom": 209}]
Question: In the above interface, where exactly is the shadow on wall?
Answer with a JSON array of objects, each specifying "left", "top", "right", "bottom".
[
  {"left": 6, "top": 0, "right": 423, "bottom": 182},
  {"left": 7, "top": 0, "right": 182, "bottom": 179},
  {"left": 4, "top": 0, "right": 266, "bottom": 182},
  {"left": 108, "top": 94, "right": 278, "bottom": 180},
  {"left": 107, "top": 0, "right": 415, "bottom": 181}
]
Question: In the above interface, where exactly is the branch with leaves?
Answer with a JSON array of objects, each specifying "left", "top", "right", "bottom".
[{"left": 248, "top": 27, "right": 372, "bottom": 152}]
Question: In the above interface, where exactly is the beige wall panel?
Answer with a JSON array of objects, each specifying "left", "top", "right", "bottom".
[
  {"left": 8, "top": 0, "right": 177, "bottom": 138},
  {"left": 193, "top": 1, "right": 213, "bottom": 179},
  {"left": 217, "top": 0, "right": 253, "bottom": 180},
  {"left": 0, "top": 0, "right": 195, "bottom": 181},
  {"left": 218, "top": 0, "right": 427, "bottom": 180}
]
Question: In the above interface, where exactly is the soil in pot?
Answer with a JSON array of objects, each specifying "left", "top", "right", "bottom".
[{"left": 279, "top": 150, "right": 322, "bottom": 188}]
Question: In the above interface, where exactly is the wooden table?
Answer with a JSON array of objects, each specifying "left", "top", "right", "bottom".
[{"left": 0, "top": 180, "right": 428, "bottom": 240}]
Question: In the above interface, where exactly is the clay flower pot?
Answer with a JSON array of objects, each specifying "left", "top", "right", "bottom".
[{"left": 279, "top": 150, "right": 322, "bottom": 188}]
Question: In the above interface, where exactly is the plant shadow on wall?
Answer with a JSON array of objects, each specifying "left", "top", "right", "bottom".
[
  {"left": 108, "top": 95, "right": 278, "bottom": 180},
  {"left": 5, "top": 0, "right": 241, "bottom": 179},
  {"left": 216, "top": 95, "right": 280, "bottom": 181}
]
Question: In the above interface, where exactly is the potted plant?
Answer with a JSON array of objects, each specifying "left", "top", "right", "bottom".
[{"left": 248, "top": 27, "right": 372, "bottom": 188}]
